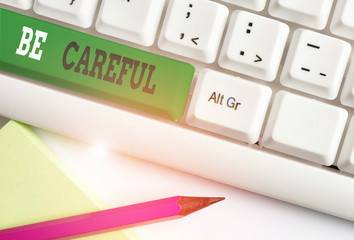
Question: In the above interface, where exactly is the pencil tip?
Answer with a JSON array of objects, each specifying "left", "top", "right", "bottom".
[{"left": 177, "top": 196, "right": 225, "bottom": 216}]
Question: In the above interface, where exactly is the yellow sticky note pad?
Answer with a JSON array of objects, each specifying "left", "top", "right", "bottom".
[{"left": 0, "top": 120, "right": 139, "bottom": 240}]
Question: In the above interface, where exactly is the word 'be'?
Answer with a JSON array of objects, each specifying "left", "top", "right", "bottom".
[{"left": 16, "top": 26, "right": 48, "bottom": 60}]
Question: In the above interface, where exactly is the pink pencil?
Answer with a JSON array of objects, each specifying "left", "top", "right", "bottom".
[{"left": 0, "top": 196, "right": 224, "bottom": 240}]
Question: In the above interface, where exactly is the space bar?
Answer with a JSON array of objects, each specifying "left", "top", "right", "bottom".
[
  {"left": 1, "top": 72, "right": 354, "bottom": 222},
  {"left": 0, "top": 8, "right": 194, "bottom": 121}
]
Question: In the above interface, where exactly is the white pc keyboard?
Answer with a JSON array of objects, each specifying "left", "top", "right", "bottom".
[{"left": 1, "top": 0, "right": 354, "bottom": 221}]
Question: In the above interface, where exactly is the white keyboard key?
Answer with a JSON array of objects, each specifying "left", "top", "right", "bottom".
[
  {"left": 268, "top": 0, "right": 333, "bottom": 29},
  {"left": 341, "top": 55, "right": 354, "bottom": 109},
  {"left": 96, "top": 0, "right": 165, "bottom": 46},
  {"left": 330, "top": 0, "right": 354, "bottom": 40},
  {"left": 186, "top": 69, "right": 271, "bottom": 144},
  {"left": 158, "top": 0, "right": 228, "bottom": 63},
  {"left": 218, "top": 11, "right": 289, "bottom": 81},
  {"left": 261, "top": 91, "right": 347, "bottom": 166},
  {"left": 338, "top": 117, "right": 354, "bottom": 174},
  {"left": 33, "top": 0, "right": 99, "bottom": 28},
  {"left": 220, "top": 0, "right": 267, "bottom": 11},
  {"left": 280, "top": 29, "right": 351, "bottom": 100},
  {"left": 0, "top": 0, "right": 33, "bottom": 9}
]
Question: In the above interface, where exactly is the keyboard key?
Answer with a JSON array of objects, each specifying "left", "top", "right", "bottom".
[
  {"left": 341, "top": 55, "right": 354, "bottom": 109},
  {"left": 158, "top": 0, "right": 228, "bottom": 63},
  {"left": 0, "top": 9, "right": 195, "bottom": 121},
  {"left": 33, "top": 0, "right": 99, "bottom": 28},
  {"left": 0, "top": 0, "right": 33, "bottom": 10},
  {"left": 338, "top": 117, "right": 354, "bottom": 174},
  {"left": 218, "top": 10, "right": 289, "bottom": 81},
  {"left": 280, "top": 29, "right": 351, "bottom": 100},
  {"left": 186, "top": 69, "right": 271, "bottom": 144},
  {"left": 261, "top": 91, "right": 347, "bottom": 166},
  {"left": 330, "top": 0, "right": 354, "bottom": 40},
  {"left": 268, "top": 0, "right": 334, "bottom": 29},
  {"left": 220, "top": 0, "right": 267, "bottom": 11},
  {"left": 96, "top": 0, "right": 165, "bottom": 46}
]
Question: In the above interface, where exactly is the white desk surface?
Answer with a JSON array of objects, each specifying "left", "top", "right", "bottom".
[{"left": 1, "top": 116, "right": 354, "bottom": 239}]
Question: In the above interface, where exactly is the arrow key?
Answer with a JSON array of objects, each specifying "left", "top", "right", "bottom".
[{"left": 219, "top": 11, "right": 289, "bottom": 81}]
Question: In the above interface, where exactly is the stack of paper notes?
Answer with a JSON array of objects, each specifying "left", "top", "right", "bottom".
[{"left": 0, "top": 120, "right": 139, "bottom": 240}]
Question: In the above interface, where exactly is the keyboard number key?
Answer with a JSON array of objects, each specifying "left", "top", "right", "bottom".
[
  {"left": 280, "top": 29, "right": 351, "bottom": 100},
  {"left": 186, "top": 69, "right": 271, "bottom": 144},
  {"left": 33, "top": 0, "right": 99, "bottom": 28},
  {"left": 158, "top": 0, "right": 228, "bottom": 63},
  {"left": 261, "top": 91, "right": 347, "bottom": 166},
  {"left": 96, "top": 0, "right": 165, "bottom": 46},
  {"left": 219, "top": 10, "right": 289, "bottom": 81}
]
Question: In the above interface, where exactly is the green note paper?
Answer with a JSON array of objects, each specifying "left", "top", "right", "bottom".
[{"left": 0, "top": 120, "right": 139, "bottom": 240}]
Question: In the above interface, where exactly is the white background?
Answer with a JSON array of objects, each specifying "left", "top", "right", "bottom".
[{"left": 1, "top": 116, "right": 354, "bottom": 239}]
